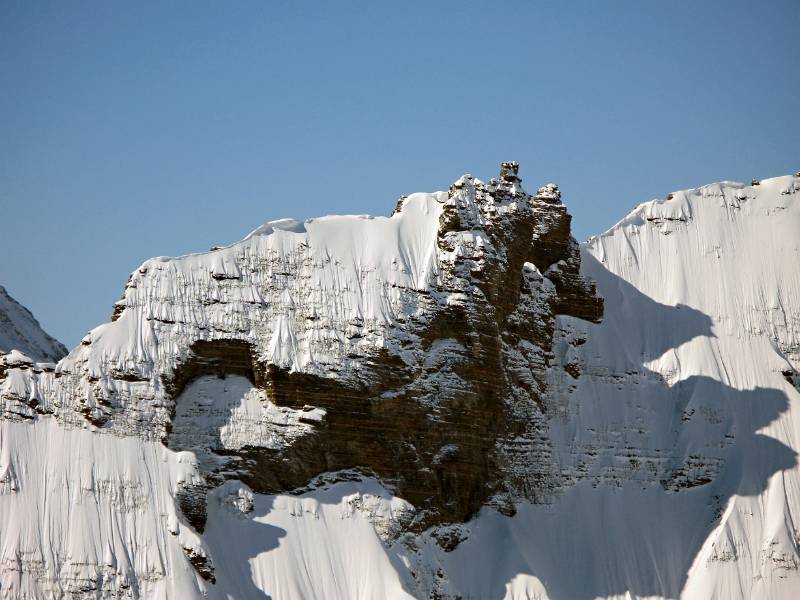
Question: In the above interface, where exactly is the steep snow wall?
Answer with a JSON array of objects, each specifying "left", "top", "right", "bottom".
[{"left": 574, "top": 175, "right": 800, "bottom": 599}]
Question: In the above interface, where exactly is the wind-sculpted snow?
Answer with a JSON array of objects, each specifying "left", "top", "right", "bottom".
[
  {"left": 564, "top": 175, "right": 800, "bottom": 599},
  {"left": 1, "top": 169, "right": 798, "bottom": 599},
  {"left": 0, "top": 418, "right": 207, "bottom": 599},
  {"left": 2, "top": 190, "right": 445, "bottom": 429}
]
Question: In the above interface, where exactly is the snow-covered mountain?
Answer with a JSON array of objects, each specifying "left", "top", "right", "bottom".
[
  {"left": 0, "top": 165, "right": 798, "bottom": 599},
  {"left": 0, "top": 285, "right": 67, "bottom": 363}
]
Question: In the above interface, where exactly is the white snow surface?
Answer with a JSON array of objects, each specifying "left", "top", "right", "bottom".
[
  {"left": 1, "top": 174, "right": 799, "bottom": 599},
  {"left": 95, "top": 191, "right": 445, "bottom": 373}
]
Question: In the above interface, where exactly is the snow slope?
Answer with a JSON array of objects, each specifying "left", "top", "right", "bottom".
[
  {"left": 0, "top": 418, "right": 206, "bottom": 599},
  {"left": 0, "top": 285, "right": 66, "bottom": 363},
  {"left": 1, "top": 172, "right": 798, "bottom": 599},
  {"left": 0, "top": 416, "right": 415, "bottom": 599},
  {"left": 579, "top": 175, "right": 800, "bottom": 599}
]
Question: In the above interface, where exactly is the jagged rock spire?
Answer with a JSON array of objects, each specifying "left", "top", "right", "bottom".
[{"left": 499, "top": 160, "right": 520, "bottom": 182}]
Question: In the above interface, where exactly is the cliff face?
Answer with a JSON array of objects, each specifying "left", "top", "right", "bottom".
[{"left": 1, "top": 163, "right": 601, "bottom": 537}]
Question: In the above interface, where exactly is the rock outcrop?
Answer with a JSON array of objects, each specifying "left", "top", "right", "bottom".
[{"left": 0, "top": 163, "right": 601, "bottom": 533}]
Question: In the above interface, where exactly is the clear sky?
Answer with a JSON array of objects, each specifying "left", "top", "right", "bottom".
[{"left": 1, "top": 1, "right": 797, "bottom": 349}]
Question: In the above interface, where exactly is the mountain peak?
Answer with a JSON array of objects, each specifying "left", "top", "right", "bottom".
[{"left": 0, "top": 285, "right": 67, "bottom": 363}]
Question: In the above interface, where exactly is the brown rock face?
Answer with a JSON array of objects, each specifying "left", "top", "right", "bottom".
[{"left": 167, "top": 163, "right": 603, "bottom": 532}]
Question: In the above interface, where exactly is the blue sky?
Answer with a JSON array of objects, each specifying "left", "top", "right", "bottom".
[{"left": 1, "top": 0, "right": 797, "bottom": 348}]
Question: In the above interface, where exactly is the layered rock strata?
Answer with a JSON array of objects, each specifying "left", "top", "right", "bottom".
[{"left": 0, "top": 162, "right": 602, "bottom": 533}]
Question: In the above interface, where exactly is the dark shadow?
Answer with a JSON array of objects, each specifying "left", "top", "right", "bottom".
[{"left": 579, "top": 251, "right": 717, "bottom": 365}]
